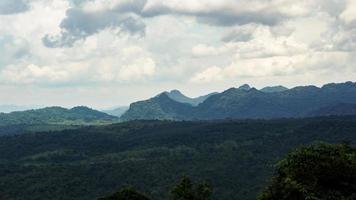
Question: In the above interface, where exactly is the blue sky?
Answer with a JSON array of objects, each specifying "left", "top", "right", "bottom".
[{"left": 0, "top": 0, "right": 356, "bottom": 109}]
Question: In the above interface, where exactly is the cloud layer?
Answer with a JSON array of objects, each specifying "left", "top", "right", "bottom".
[{"left": 0, "top": 0, "right": 355, "bottom": 107}]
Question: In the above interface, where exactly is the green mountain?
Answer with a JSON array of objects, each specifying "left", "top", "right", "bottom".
[
  {"left": 122, "top": 82, "right": 356, "bottom": 121},
  {"left": 121, "top": 93, "right": 193, "bottom": 121},
  {"left": 0, "top": 106, "right": 118, "bottom": 127},
  {"left": 0, "top": 116, "right": 355, "bottom": 200}
]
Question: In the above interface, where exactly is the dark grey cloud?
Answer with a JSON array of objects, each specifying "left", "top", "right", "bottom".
[
  {"left": 0, "top": 0, "right": 29, "bottom": 15},
  {"left": 68, "top": 0, "right": 95, "bottom": 7},
  {"left": 191, "top": 11, "right": 283, "bottom": 27},
  {"left": 43, "top": 8, "right": 145, "bottom": 48},
  {"left": 42, "top": 0, "right": 285, "bottom": 48},
  {"left": 43, "top": 0, "right": 346, "bottom": 48},
  {"left": 113, "top": 0, "right": 147, "bottom": 14},
  {"left": 43, "top": 0, "right": 149, "bottom": 48},
  {"left": 141, "top": 6, "right": 283, "bottom": 27},
  {"left": 139, "top": 0, "right": 349, "bottom": 27}
]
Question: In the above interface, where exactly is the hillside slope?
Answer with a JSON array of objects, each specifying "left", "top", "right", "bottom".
[{"left": 121, "top": 93, "right": 194, "bottom": 121}]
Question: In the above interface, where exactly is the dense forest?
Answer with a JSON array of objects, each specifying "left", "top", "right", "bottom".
[
  {"left": 0, "top": 116, "right": 356, "bottom": 199},
  {"left": 99, "top": 143, "right": 356, "bottom": 200}
]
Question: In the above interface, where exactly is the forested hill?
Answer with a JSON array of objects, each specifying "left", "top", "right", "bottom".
[
  {"left": 0, "top": 116, "right": 355, "bottom": 200},
  {"left": 0, "top": 106, "right": 118, "bottom": 127},
  {"left": 122, "top": 81, "right": 356, "bottom": 121}
]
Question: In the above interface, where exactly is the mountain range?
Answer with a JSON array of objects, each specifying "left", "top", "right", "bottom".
[
  {"left": 1, "top": 82, "right": 355, "bottom": 124},
  {"left": 121, "top": 81, "right": 356, "bottom": 121}
]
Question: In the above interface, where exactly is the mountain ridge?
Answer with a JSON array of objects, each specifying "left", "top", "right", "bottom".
[{"left": 122, "top": 81, "right": 356, "bottom": 121}]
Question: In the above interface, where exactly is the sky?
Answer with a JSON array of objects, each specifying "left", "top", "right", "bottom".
[{"left": 0, "top": 0, "right": 356, "bottom": 109}]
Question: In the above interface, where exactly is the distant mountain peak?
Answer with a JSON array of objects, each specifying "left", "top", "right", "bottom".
[
  {"left": 238, "top": 84, "right": 251, "bottom": 91},
  {"left": 161, "top": 89, "right": 182, "bottom": 96},
  {"left": 260, "top": 86, "right": 288, "bottom": 93},
  {"left": 169, "top": 89, "right": 183, "bottom": 94},
  {"left": 158, "top": 92, "right": 172, "bottom": 99}
]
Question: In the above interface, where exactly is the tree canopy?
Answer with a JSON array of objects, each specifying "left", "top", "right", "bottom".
[
  {"left": 171, "top": 176, "right": 212, "bottom": 200},
  {"left": 98, "top": 187, "right": 151, "bottom": 200},
  {"left": 258, "top": 143, "right": 356, "bottom": 200}
]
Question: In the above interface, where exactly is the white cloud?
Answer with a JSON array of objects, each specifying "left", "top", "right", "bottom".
[
  {"left": 0, "top": 0, "right": 356, "bottom": 107},
  {"left": 190, "top": 51, "right": 353, "bottom": 83},
  {"left": 340, "top": 0, "right": 356, "bottom": 26},
  {"left": 94, "top": 45, "right": 157, "bottom": 82},
  {"left": 192, "top": 24, "right": 307, "bottom": 59},
  {"left": 117, "top": 57, "right": 156, "bottom": 81},
  {"left": 0, "top": 64, "right": 71, "bottom": 84},
  {"left": 192, "top": 43, "right": 232, "bottom": 57},
  {"left": 190, "top": 66, "right": 223, "bottom": 83}
]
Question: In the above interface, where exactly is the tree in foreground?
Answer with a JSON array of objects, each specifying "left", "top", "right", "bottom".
[
  {"left": 258, "top": 143, "right": 356, "bottom": 200},
  {"left": 98, "top": 187, "right": 151, "bottom": 200},
  {"left": 171, "top": 176, "right": 213, "bottom": 200}
]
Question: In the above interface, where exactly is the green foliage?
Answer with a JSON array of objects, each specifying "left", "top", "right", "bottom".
[
  {"left": 171, "top": 176, "right": 212, "bottom": 200},
  {"left": 0, "top": 116, "right": 356, "bottom": 199},
  {"left": 98, "top": 187, "right": 151, "bottom": 200},
  {"left": 258, "top": 143, "right": 356, "bottom": 200}
]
